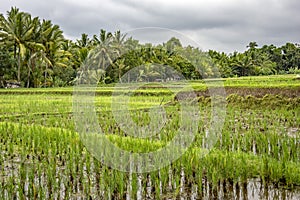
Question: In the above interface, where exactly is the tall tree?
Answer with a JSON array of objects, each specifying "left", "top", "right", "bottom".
[
  {"left": 0, "top": 7, "right": 34, "bottom": 83},
  {"left": 247, "top": 41, "right": 258, "bottom": 50},
  {"left": 39, "top": 19, "right": 66, "bottom": 86},
  {"left": 230, "top": 52, "right": 254, "bottom": 76}
]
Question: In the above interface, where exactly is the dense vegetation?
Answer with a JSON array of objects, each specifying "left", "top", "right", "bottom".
[{"left": 1, "top": 7, "right": 300, "bottom": 88}]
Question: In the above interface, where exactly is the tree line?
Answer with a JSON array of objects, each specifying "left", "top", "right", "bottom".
[
  {"left": 209, "top": 42, "right": 300, "bottom": 78},
  {"left": 1, "top": 7, "right": 300, "bottom": 88}
]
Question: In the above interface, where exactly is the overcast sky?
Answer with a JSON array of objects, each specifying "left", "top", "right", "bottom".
[{"left": 1, "top": 0, "right": 299, "bottom": 52}]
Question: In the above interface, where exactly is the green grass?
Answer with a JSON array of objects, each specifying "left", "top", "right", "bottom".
[
  {"left": 0, "top": 74, "right": 299, "bottom": 94},
  {"left": 0, "top": 74, "right": 299, "bottom": 199}
]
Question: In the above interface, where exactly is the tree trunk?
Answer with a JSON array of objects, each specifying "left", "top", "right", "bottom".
[
  {"left": 27, "top": 53, "right": 32, "bottom": 88},
  {"left": 27, "top": 68, "right": 30, "bottom": 88},
  {"left": 119, "top": 71, "right": 122, "bottom": 83},
  {"left": 17, "top": 53, "right": 21, "bottom": 83},
  {"left": 44, "top": 64, "right": 48, "bottom": 87}
]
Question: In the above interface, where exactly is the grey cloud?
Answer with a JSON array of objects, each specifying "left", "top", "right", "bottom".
[{"left": 0, "top": 0, "right": 299, "bottom": 52}]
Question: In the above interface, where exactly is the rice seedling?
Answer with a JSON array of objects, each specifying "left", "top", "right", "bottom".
[{"left": 0, "top": 75, "right": 299, "bottom": 198}]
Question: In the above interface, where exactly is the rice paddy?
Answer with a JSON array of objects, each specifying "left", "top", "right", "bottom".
[{"left": 0, "top": 75, "right": 299, "bottom": 199}]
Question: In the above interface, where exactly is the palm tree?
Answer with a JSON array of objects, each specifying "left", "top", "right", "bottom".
[
  {"left": 112, "top": 30, "right": 126, "bottom": 56},
  {"left": 84, "top": 29, "right": 117, "bottom": 84},
  {"left": 39, "top": 19, "right": 65, "bottom": 86},
  {"left": 76, "top": 33, "right": 91, "bottom": 48},
  {"left": 73, "top": 47, "right": 89, "bottom": 71},
  {"left": 114, "top": 58, "right": 130, "bottom": 83},
  {"left": 0, "top": 7, "right": 34, "bottom": 83},
  {"left": 22, "top": 15, "right": 57, "bottom": 87},
  {"left": 230, "top": 52, "right": 254, "bottom": 76},
  {"left": 247, "top": 41, "right": 258, "bottom": 50},
  {"left": 109, "top": 30, "right": 127, "bottom": 83},
  {"left": 92, "top": 29, "right": 113, "bottom": 47}
]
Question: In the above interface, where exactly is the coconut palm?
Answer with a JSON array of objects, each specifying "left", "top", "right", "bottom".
[
  {"left": 247, "top": 41, "right": 258, "bottom": 50},
  {"left": 82, "top": 29, "right": 117, "bottom": 84},
  {"left": 76, "top": 33, "right": 91, "bottom": 49},
  {"left": 230, "top": 52, "right": 254, "bottom": 76},
  {"left": 23, "top": 16, "right": 49, "bottom": 87},
  {"left": 39, "top": 19, "right": 66, "bottom": 86},
  {"left": 0, "top": 7, "right": 34, "bottom": 82},
  {"left": 112, "top": 30, "right": 126, "bottom": 56}
]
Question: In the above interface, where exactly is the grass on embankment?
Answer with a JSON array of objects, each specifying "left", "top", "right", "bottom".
[{"left": 0, "top": 75, "right": 299, "bottom": 96}]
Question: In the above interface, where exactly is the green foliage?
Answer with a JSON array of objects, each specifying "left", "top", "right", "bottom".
[
  {"left": 289, "top": 66, "right": 300, "bottom": 74},
  {"left": 1, "top": 8, "right": 300, "bottom": 88},
  {"left": 210, "top": 42, "right": 300, "bottom": 78}
]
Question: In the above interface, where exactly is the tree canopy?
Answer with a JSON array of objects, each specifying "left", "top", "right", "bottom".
[{"left": 0, "top": 7, "right": 299, "bottom": 87}]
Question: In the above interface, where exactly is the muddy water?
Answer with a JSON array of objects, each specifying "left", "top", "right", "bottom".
[
  {"left": 1, "top": 154, "right": 299, "bottom": 199},
  {"left": 1, "top": 170, "right": 300, "bottom": 199},
  {"left": 128, "top": 170, "right": 300, "bottom": 200}
]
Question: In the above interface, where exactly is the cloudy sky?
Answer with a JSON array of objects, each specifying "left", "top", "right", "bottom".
[{"left": 1, "top": 0, "right": 299, "bottom": 52}]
